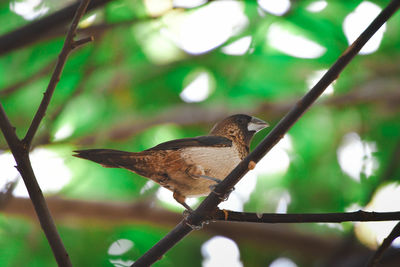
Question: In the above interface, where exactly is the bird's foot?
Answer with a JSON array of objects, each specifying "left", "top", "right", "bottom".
[
  {"left": 182, "top": 210, "right": 209, "bottom": 230},
  {"left": 209, "top": 184, "right": 235, "bottom": 201},
  {"left": 173, "top": 191, "right": 194, "bottom": 212}
]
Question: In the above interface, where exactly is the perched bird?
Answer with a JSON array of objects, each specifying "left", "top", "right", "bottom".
[{"left": 73, "top": 114, "right": 268, "bottom": 210}]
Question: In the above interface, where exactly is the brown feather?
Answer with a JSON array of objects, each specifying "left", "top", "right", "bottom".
[{"left": 73, "top": 114, "right": 268, "bottom": 209}]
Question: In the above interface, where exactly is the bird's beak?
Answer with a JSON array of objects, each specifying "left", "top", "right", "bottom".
[{"left": 247, "top": 116, "right": 269, "bottom": 132}]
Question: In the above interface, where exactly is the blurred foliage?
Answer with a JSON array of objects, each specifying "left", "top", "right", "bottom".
[{"left": 1, "top": 0, "right": 400, "bottom": 266}]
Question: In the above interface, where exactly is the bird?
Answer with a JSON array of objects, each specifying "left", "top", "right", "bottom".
[{"left": 73, "top": 114, "right": 268, "bottom": 210}]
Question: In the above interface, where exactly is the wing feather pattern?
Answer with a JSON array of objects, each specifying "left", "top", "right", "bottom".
[{"left": 148, "top": 136, "right": 232, "bottom": 151}]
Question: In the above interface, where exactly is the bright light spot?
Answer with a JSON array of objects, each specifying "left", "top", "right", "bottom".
[
  {"left": 219, "top": 171, "right": 257, "bottom": 211},
  {"left": 108, "top": 239, "right": 134, "bottom": 255},
  {"left": 173, "top": 0, "right": 206, "bottom": 8},
  {"left": 276, "top": 190, "right": 291, "bottom": 213},
  {"left": 171, "top": 1, "right": 248, "bottom": 54},
  {"left": 318, "top": 222, "right": 344, "bottom": 231},
  {"left": 9, "top": 0, "right": 49, "bottom": 20},
  {"left": 269, "top": 257, "right": 298, "bottom": 267},
  {"left": 253, "top": 134, "right": 292, "bottom": 175},
  {"left": 307, "top": 69, "right": 334, "bottom": 96},
  {"left": 140, "top": 180, "right": 156, "bottom": 195},
  {"left": 221, "top": 36, "right": 252, "bottom": 55},
  {"left": 180, "top": 71, "right": 215, "bottom": 103},
  {"left": 267, "top": 23, "right": 326, "bottom": 58},
  {"left": 138, "top": 27, "right": 184, "bottom": 64},
  {"left": 143, "top": 124, "right": 181, "bottom": 148},
  {"left": 156, "top": 187, "right": 198, "bottom": 210},
  {"left": 13, "top": 148, "right": 71, "bottom": 197},
  {"left": 306, "top": 1, "right": 327, "bottom": 13},
  {"left": 346, "top": 202, "right": 362, "bottom": 212},
  {"left": 202, "top": 236, "right": 243, "bottom": 267},
  {"left": 343, "top": 2, "right": 385, "bottom": 55},
  {"left": 109, "top": 259, "right": 135, "bottom": 267},
  {"left": 337, "top": 132, "right": 378, "bottom": 182},
  {"left": 220, "top": 135, "right": 292, "bottom": 211},
  {"left": 0, "top": 152, "right": 19, "bottom": 187},
  {"left": 258, "top": 0, "right": 291, "bottom": 16},
  {"left": 79, "top": 14, "right": 97, "bottom": 28},
  {"left": 144, "top": 0, "right": 172, "bottom": 17},
  {"left": 53, "top": 123, "right": 74, "bottom": 141},
  {"left": 355, "top": 183, "right": 400, "bottom": 248}
]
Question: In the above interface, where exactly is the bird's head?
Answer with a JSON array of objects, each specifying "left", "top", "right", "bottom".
[{"left": 209, "top": 114, "right": 269, "bottom": 147}]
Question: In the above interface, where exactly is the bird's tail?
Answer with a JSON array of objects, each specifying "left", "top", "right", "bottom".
[{"left": 73, "top": 149, "right": 138, "bottom": 170}]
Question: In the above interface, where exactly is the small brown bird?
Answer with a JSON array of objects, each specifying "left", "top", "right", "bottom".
[{"left": 73, "top": 114, "right": 268, "bottom": 210}]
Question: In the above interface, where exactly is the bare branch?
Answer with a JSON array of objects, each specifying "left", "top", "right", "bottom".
[
  {"left": 367, "top": 222, "right": 400, "bottom": 267},
  {"left": 23, "top": 1, "right": 93, "bottom": 147},
  {"left": 213, "top": 209, "right": 400, "bottom": 223},
  {"left": 70, "top": 78, "right": 400, "bottom": 147},
  {"left": 0, "top": 0, "right": 93, "bottom": 266},
  {"left": 2, "top": 197, "right": 347, "bottom": 260},
  {"left": 0, "top": 0, "right": 113, "bottom": 56},
  {"left": 132, "top": 1, "right": 400, "bottom": 266},
  {"left": 72, "top": 36, "right": 94, "bottom": 49}
]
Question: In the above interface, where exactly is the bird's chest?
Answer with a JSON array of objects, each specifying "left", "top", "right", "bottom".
[
  {"left": 180, "top": 145, "right": 243, "bottom": 179},
  {"left": 149, "top": 144, "right": 246, "bottom": 197}
]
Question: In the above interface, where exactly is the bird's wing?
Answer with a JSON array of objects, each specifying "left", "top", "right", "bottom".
[{"left": 148, "top": 136, "right": 232, "bottom": 151}]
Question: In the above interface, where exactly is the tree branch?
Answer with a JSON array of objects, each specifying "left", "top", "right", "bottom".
[
  {"left": 33, "top": 58, "right": 97, "bottom": 147},
  {"left": 0, "top": 0, "right": 93, "bottom": 266},
  {"left": 2, "top": 197, "right": 347, "bottom": 260},
  {"left": 213, "top": 209, "right": 400, "bottom": 223},
  {"left": 23, "top": 1, "right": 93, "bottom": 147},
  {"left": 0, "top": 0, "right": 112, "bottom": 56},
  {"left": 367, "top": 222, "right": 400, "bottom": 267},
  {"left": 132, "top": 1, "right": 400, "bottom": 266},
  {"left": 0, "top": 106, "right": 73, "bottom": 267},
  {"left": 70, "top": 77, "right": 400, "bottom": 147}
]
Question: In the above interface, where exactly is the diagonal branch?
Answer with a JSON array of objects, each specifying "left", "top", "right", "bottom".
[
  {"left": 367, "top": 222, "right": 400, "bottom": 267},
  {"left": 23, "top": 2, "right": 93, "bottom": 147},
  {"left": 0, "top": 0, "right": 113, "bottom": 56},
  {"left": 0, "top": 0, "right": 93, "bottom": 266},
  {"left": 2, "top": 197, "right": 347, "bottom": 260},
  {"left": 131, "top": 1, "right": 400, "bottom": 266},
  {"left": 213, "top": 209, "right": 400, "bottom": 223}
]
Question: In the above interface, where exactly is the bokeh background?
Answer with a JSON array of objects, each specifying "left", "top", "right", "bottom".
[{"left": 1, "top": 0, "right": 400, "bottom": 266}]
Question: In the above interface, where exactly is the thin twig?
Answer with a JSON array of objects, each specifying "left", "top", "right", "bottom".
[
  {"left": 213, "top": 209, "right": 400, "bottom": 223},
  {"left": 0, "top": 0, "right": 93, "bottom": 266},
  {"left": 0, "top": 100, "right": 73, "bottom": 267},
  {"left": 70, "top": 80, "right": 400, "bottom": 146},
  {"left": 0, "top": 0, "right": 112, "bottom": 56},
  {"left": 131, "top": 1, "right": 400, "bottom": 266},
  {"left": 72, "top": 36, "right": 94, "bottom": 49},
  {"left": 3, "top": 197, "right": 345, "bottom": 259},
  {"left": 23, "top": 1, "right": 92, "bottom": 147},
  {"left": 367, "top": 222, "right": 400, "bottom": 267},
  {"left": 33, "top": 60, "right": 97, "bottom": 147}
]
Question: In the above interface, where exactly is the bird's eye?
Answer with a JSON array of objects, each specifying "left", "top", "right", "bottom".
[{"left": 238, "top": 118, "right": 245, "bottom": 124}]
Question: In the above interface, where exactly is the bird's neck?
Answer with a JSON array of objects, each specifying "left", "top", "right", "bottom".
[{"left": 220, "top": 133, "right": 250, "bottom": 160}]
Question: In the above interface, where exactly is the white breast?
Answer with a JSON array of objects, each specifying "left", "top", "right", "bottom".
[{"left": 180, "top": 145, "right": 242, "bottom": 180}]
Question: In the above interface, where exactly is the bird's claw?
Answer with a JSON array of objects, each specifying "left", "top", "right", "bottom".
[
  {"left": 182, "top": 210, "right": 209, "bottom": 230},
  {"left": 182, "top": 209, "right": 192, "bottom": 218},
  {"left": 209, "top": 184, "right": 235, "bottom": 201}
]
